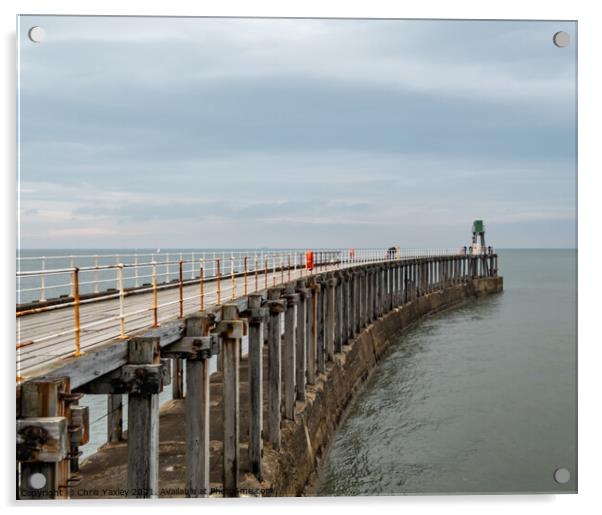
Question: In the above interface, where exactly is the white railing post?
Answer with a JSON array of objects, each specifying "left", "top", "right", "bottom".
[
  {"left": 118, "top": 264, "right": 126, "bottom": 339},
  {"left": 134, "top": 254, "right": 139, "bottom": 288},
  {"left": 94, "top": 255, "right": 100, "bottom": 293},
  {"left": 69, "top": 255, "right": 75, "bottom": 296},
  {"left": 166, "top": 253, "right": 171, "bottom": 283},
  {"left": 40, "top": 256, "right": 46, "bottom": 302},
  {"left": 231, "top": 252, "right": 236, "bottom": 300}
]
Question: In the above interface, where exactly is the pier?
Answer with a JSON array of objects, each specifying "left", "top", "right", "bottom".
[{"left": 16, "top": 246, "right": 502, "bottom": 499}]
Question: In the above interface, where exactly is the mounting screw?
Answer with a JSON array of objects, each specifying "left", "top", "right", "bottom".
[{"left": 553, "top": 31, "right": 570, "bottom": 48}]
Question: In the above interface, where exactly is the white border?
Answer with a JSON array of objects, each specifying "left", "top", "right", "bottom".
[{"left": 2, "top": 1, "right": 600, "bottom": 514}]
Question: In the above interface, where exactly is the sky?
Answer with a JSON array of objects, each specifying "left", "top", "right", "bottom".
[{"left": 17, "top": 17, "right": 577, "bottom": 249}]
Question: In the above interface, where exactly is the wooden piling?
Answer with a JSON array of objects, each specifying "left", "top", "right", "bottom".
[
  {"left": 342, "top": 272, "right": 350, "bottom": 343},
  {"left": 126, "top": 337, "right": 162, "bottom": 498},
  {"left": 335, "top": 272, "right": 343, "bottom": 353},
  {"left": 172, "top": 359, "right": 184, "bottom": 399},
  {"left": 184, "top": 314, "right": 213, "bottom": 497},
  {"left": 244, "top": 294, "right": 266, "bottom": 480},
  {"left": 266, "top": 287, "right": 284, "bottom": 450},
  {"left": 295, "top": 280, "right": 308, "bottom": 401},
  {"left": 316, "top": 277, "right": 326, "bottom": 374},
  {"left": 306, "top": 279, "right": 317, "bottom": 385},
  {"left": 347, "top": 270, "right": 357, "bottom": 340},
  {"left": 216, "top": 304, "right": 244, "bottom": 497},
  {"left": 282, "top": 284, "right": 298, "bottom": 420},
  {"left": 325, "top": 275, "right": 336, "bottom": 362},
  {"left": 18, "top": 377, "right": 71, "bottom": 499},
  {"left": 107, "top": 394, "right": 124, "bottom": 443}
]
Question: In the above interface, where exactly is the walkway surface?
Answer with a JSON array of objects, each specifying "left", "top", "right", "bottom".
[{"left": 17, "top": 264, "right": 340, "bottom": 377}]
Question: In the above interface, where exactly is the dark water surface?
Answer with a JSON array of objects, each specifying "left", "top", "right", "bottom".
[{"left": 317, "top": 249, "right": 576, "bottom": 495}]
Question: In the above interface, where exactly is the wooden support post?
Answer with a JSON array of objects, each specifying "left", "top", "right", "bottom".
[
  {"left": 243, "top": 294, "right": 266, "bottom": 480},
  {"left": 107, "top": 394, "right": 124, "bottom": 443},
  {"left": 428, "top": 260, "right": 432, "bottom": 289},
  {"left": 215, "top": 304, "right": 245, "bottom": 497},
  {"left": 266, "top": 287, "right": 284, "bottom": 450},
  {"left": 353, "top": 270, "right": 360, "bottom": 333},
  {"left": 363, "top": 268, "right": 369, "bottom": 326},
  {"left": 382, "top": 265, "right": 387, "bottom": 313},
  {"left": 282, "top": 284, "right": 298, "bottom": 420},
  {"left": 172, "top": 358, "right": 184, "bottom": 399},
  {"left": 18, "top": 377, "right": 71, "bottom": 499},
  {"left": 306, "top": 279, "right": 317, "bottom": 385},
  {"left": 365, "top": 268, "right": 371, "bottom": 321},
  {"left": 184, "top": 314, "right": 214, "bottom": 497},
  {"left": 391, "top": 261, "right": 399, "bottom": 308},
  {"left": 372, "top": 266, "right": 377, "bottom": 316},
  {"left": 366, "top": 267, "right": 371, "bottom": 320},
  {"left": 377, "top": 266, "right": 382, "bottom": 316},
  {"left": 375, "top": 266, "right": 381, "bottom": 317},
  {"left": 335, "top": 272, "right": 343, "bottom": 353},
  {"left": 316, "top": 278, "right": 326, "bottom": 374},
  {"left": 357, "top": 270, "right": 363, "bottom": 329},
  {"left": 295, "top": 280, "right": 308, "bottom": 401},
  {"left": 127, "top": 337, "right": 162, "bottom": 498},
  {"left": 325, "top": 274, "right": 336, "bottom": 362},
  {"left": 412, "top": 262, "right": 417, "bottom": 298},
  {"left": 397, "top": 262, "right": 401, "bottom": 302},
  {"left": 389, "top": 264, "right": 395, "bottom": 311},
  {"left": 349, "top": 271, "right": 356, "bottom": 339},
  {"left": 416, "top": 258, "right": 423, "bottom": 297}
]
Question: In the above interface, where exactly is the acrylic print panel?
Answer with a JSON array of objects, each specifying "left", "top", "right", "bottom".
[{"left": 16, "top": 16, "right": 577, "bottom": 499}]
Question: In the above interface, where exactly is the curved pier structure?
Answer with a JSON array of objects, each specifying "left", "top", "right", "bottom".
[{"left": 16, "top": 251, "right": 501, "bottom": 499}]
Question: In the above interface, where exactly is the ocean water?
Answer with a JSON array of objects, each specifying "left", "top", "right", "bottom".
[{"left": 317, "top": 249, "right": 577, "bottom": 495}]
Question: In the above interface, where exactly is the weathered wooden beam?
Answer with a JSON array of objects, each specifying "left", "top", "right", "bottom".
[
  {"left": 335, "top": 272, "right": 343, "bottom": 353},
  {"left": 75, "top": 358, "right": 170, "bottom": 395},
  {"left": 306, "top": 279, "right": 317, "bottom": 385},
  {"left": 215, "top": 304, "right": 245, "bottom": 497},
  {"left": 282, "top": 284, "right": 298, "bottom": 420},
  {"left": 172, "top": 359, "right": 184, "bottom": 400},
  {"left": 341, "top": 272, "right": 350, "bottom": 344},
  {"left": 107, "top": 394, "right": 124, "bottom": 443},
  {"left": 18, "top": 377, "right": 71, "bottom": 499},
  {"left": 241, "top": 294, "right": 266, "bottom": 480},
  {"left": 184, "top": 313, "right": 215, "bottom": 498},
  {"left": 17, "top": 417, "right": 69, "bottom": 463},
  {"left": 127, "top": 337, "right": 161, "bottom": 499},
  {"left": 315, "top": 277, "right": 326, "bottom": 375},
  {"left": 325, "top": 274, "right": 336, "bottom": 362},
  {"left": 266, "top": 287, "right": 284, "bottom": 450},
  {"left": 295, "top": 280, "right": 308, "bottom": 401}
]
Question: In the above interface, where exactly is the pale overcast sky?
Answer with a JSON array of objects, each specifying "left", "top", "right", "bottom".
[{"left": 17, "top": 17, "right": 576, "bottom": 249}]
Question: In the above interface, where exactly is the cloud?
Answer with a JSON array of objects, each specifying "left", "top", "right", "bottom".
[{"left": 17, "top": 16, "right": 577, "bottom": 248}]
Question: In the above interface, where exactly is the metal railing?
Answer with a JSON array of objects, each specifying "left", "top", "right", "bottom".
[{"left": 16, "top": 247, "right": 468, "bottom": 373}]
